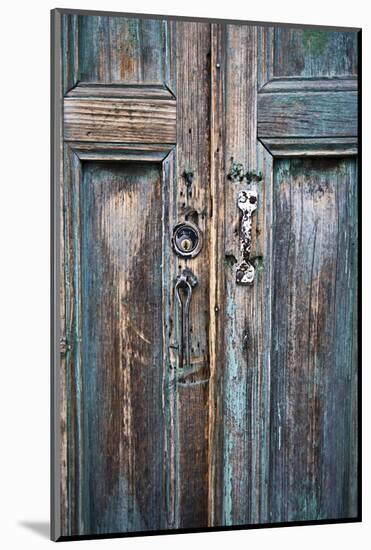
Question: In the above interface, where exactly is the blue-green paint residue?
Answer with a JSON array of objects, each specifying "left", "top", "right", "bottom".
[
  {"left": 302, "top": 30, "right": 329, "bottom": 56},
  {"left": 223, "top": 287, "right": 248, "bottom": 525}
]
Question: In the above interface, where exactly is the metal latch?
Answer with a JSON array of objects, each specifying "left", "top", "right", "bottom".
[{"left": 175, "top": 268, "right": 198, "bottom": 368}]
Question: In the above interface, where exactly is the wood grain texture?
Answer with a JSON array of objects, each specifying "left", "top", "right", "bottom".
[
  {"left": 78, "top": 16, "right": 171, "bottom": 84},
  {"left": 70, "top": 142, "right": 172, "bottom": 162},
  {"left": 79, "top": 162, "right": 166, "bottom": 534},
  {"left": 61, "top": 14, "right": 175, "bottom": 92},
  {"left": 61, "top": 13, "right": 78, "bottom": 95},
  {"left": 66, "top": 83, "right": 176, "bottom": 99},
  {"left": 172, "top": 21, "right": 211, "bottom": 529},
  {"left": 269, "top": 158, "right": 358, "bottom": 521},
  {"left": 273, "top": 28, "right": 358, "bottom": 78},
  {"left": 208, "top": 23, "right": 226, "bottom": 527},
  {"left": 62, "top": 145, "right": 83, "bottom": 535},
  {"left": 218, "top": 24, "right": 273, "bottom": 527},
  {"left": 259, "top": 76, "right": 357, "bottom": 93},
  {"left": 259, "top": 137, "right": 358, "bottom": 157},
  {"left": 64, "top": 94, "right": 176, "bottom": 144},
  {"left": 257, "top": 90, "right": 357, "bottom": 138},
  {"left": 55, "top": 12, "right": 359, "bottom": 538},
  {"left": 59, "top": 13, "right": 177, "bottom": 538},
  {"left": 210, "top": 22, "right": 359, "bottom": 529}
]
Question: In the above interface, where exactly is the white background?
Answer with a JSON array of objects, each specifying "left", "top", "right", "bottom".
[{"left": 0, "top": 0, "right": 368, "bottom": 548}]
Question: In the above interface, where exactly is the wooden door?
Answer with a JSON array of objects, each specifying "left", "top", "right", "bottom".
[{"left": 52, "top": 10, "right": 359, "bottom": 540}]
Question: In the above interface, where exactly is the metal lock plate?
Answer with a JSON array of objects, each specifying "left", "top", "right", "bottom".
[{"left": 171, "top": 222, "right": 203, "bottom": 259}]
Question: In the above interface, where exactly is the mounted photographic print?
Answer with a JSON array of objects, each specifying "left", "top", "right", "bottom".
[{"left": 51, "top": 8, "right": 361, "bottom": 541}]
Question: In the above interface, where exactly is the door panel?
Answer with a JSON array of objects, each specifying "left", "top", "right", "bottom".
[
  {"left": 273, "top": 28, "right": 358, "bottom": 77},
  {"left": 80, "top": 162, "right": 164, "bottom": 534},
  {"left": 52, "top": 10, "right": 359, "bottom": 540},
  {"left": 78, "top": 16, "right": 171, "bottom": 83},
  {"left": 269, "top": 158, "right": 358, "bottom": 521}
]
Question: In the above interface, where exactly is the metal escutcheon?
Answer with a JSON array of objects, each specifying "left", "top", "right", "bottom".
[{"left": 171, "top": 221, "right": 203, "bottom": 259}]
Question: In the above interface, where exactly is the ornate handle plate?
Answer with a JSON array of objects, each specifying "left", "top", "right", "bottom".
[{"left": 236, "top": 189, "right": 257, "bottom": 285}]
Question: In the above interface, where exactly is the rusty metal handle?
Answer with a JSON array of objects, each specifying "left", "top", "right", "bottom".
[
  {"left": 236, "top": 189, "right": 257, "bottom": 285},
  {"left": 175, "top": 269, "right": 198, "bottom": 368}
]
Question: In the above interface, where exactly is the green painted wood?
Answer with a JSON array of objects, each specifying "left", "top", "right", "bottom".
[
  {"left": 269, "top": 158, "right": 358, "bottom": 521},
  {"left": 79, "top": 162, "right": 165, "bottom": 535},
  {"left": 55, "top": 11, "right": 359, "bottom": 539},
  {"left": 258, "top": 90, "right": 357, "bottom": 138},
  {"left": 273, "top": 28, "right": 358, "bottom": 77},
  {"left": 221, "top": 24, "right": 263, "bottom": 527},
  {"left": 212, "top": 23, "right": 359, "bottom": 528}
]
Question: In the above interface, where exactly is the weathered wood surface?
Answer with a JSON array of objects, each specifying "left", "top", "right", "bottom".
[
  {"left": 209, "top": 23, "right": 359, "bottom": 528},
  {"left": 55, "top": 11, "right": 359, "bottom": 539},
  {"left": 80, "top": 162, "right": 165, "bottom": 534},
  {"left": 211, "top": 24, "right": 274, "bottom": 527},
  {"left": 61, "top": 13, "right": 174, "bottom": 94},
  {"left": 269, "top": 158, "right": 358, "bottom": 521},
  {"left": 70, "top": 141, "right": 172, "bottom": 162},
  {"left": 259, "top": 76, "right": 357, "bottom": 93},
  {"left": 66, "top": 83, "right": 175, "bottom": 99},
  {"left": 273, "top": 28, "right": 358, "bottom": 78},
  {"left": 258, "top": 90, "right": 357, "bottom": 138},
  {"left": 78, "top": 15, "right": 172, "bottom": 85},
  {"left": 64, "top": 94, "right": 176, "bottom": 144},
  {"left": 173, "top": 21, "right": 211, "bottom": 529},
  {"left": 259, "top": 137, "right": 358, "bottom": 158},
  {"left": 59, "top": 13, "right": 176, "bottom": 538},
  {"left": 208, "top": 23, "right": 226, "bottom": 527}
]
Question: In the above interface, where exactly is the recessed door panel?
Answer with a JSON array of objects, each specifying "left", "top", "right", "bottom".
[
  {"left": 269, "top": 158, "right": 358, "bottom": 521},
  {"left": 79, "top": 161, "right": 164, "bottom": 534}
]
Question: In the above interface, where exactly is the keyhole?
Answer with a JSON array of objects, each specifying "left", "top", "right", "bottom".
[{"left": 182, "top": 238, "right": 192, "bottom": 251}]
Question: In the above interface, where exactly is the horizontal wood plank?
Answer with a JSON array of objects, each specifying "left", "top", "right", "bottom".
[
  {"left": 259, "top": 76, "right": 357, "bottom": 93},
  {"left": 258, "top": 89, "right": 357, "bottom": 139},
  {"left": 68, "top": 142, "right": 173, "bottom": 162},
  {"left": 64, "top": 87, "right": 176, "bottom": 144},
  {"left": 66, "top": 83, "right": 175, "bottom": 99},
  {"left": 259, "top": 136, "right": 358, "bottom": 157}
]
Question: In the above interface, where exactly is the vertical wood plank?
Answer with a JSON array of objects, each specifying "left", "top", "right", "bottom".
[
  {"left": 79, "top": 15, "right": 110, "bottom": 82},
  {"left": 160, "top": 148, "right": 178, "bottom": 528},
  {"left": 208, "top": 23, "right": 226, "bottom": 527},
  {"left": 140, "top": 19, "right": 164, "bottom": 82},
  {"left": 221, "top": 24, "right": 273, "bottom": 526},
  {"left": 174, "top": 21, "right": 211, "bottom": 529},
  {"left": 63, "top": 146, "right": 84, "bottom": 535},
  {"left": 107, "top": 17, "right": 142, "bottom": 82},
  {"left": 61, "top": 14, "right": 79, "bottom": 94}
]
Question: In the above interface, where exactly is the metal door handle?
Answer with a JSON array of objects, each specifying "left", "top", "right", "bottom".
[
  {"left": 236, "top": 189, "right": 257, "bottom": 285},
  {"left": 175, "top": 269, "right": 198, "bottom": 368}
]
